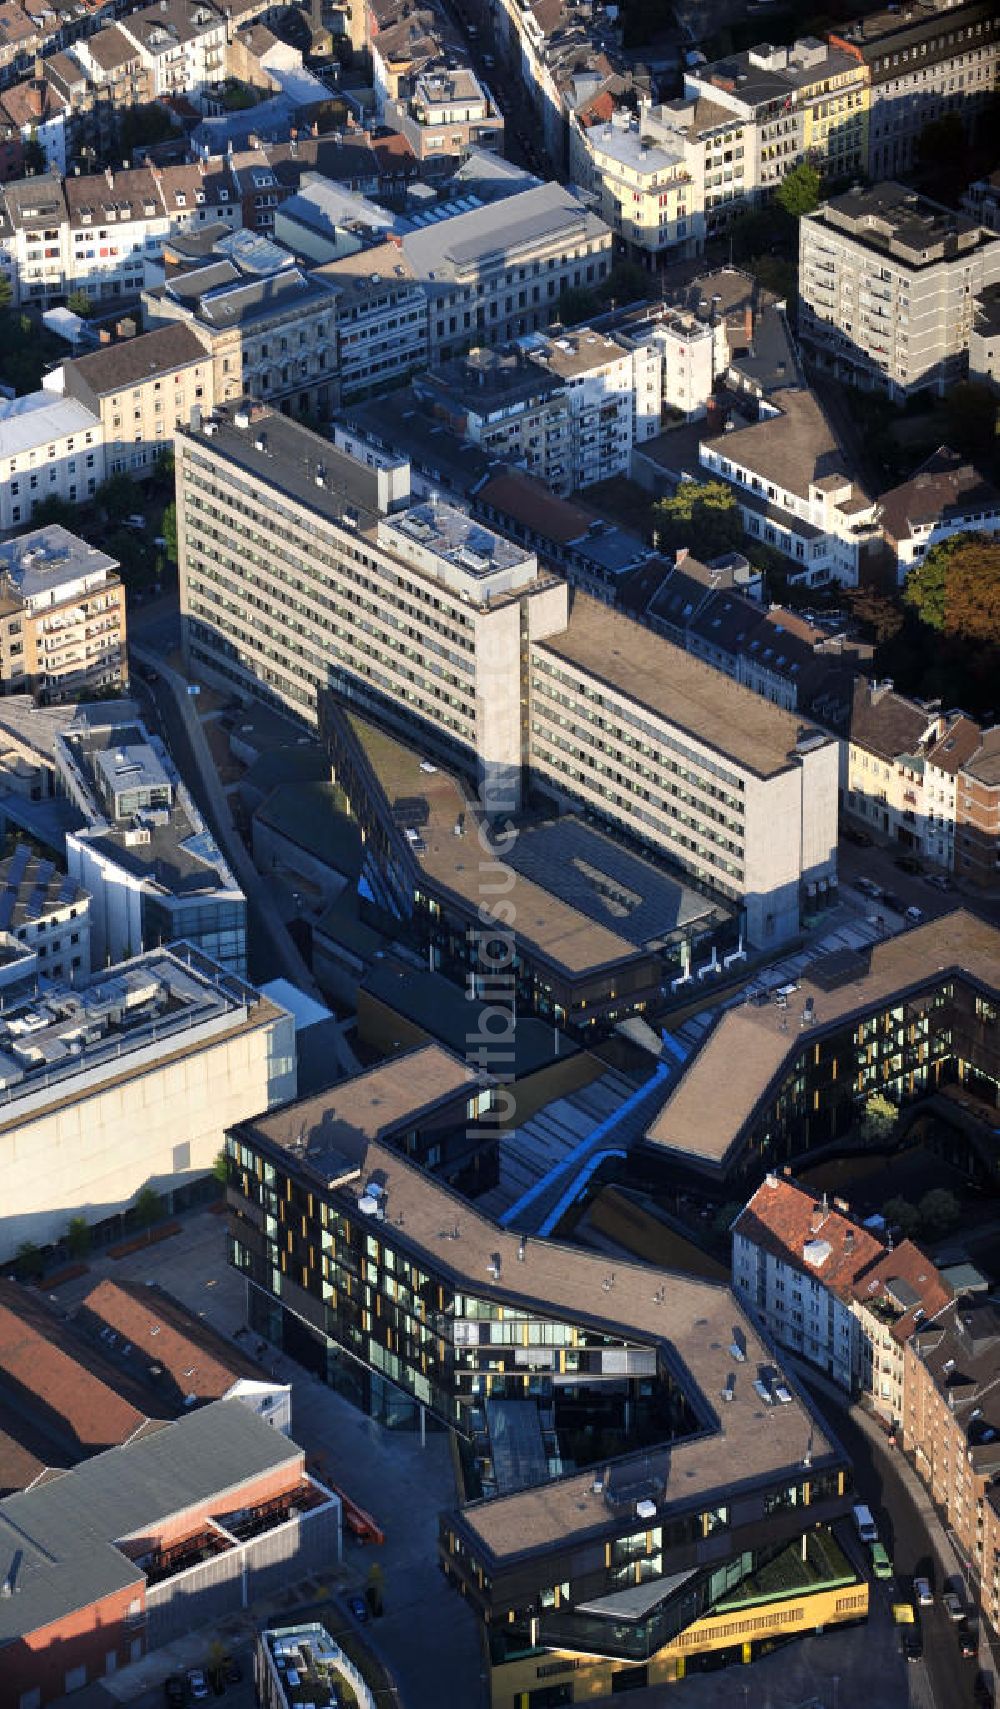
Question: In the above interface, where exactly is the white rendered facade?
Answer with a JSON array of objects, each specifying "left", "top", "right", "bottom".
[
  {"left": 732, "top": 1221, "right": 859, "bottom": 1392},
  {"left": 0, "top": 393, "right": 105, "bottom": 534}
]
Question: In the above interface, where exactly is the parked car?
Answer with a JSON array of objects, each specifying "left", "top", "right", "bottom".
[
  {"left": 842, "top": 823, "right": 874, "bottom": 847},
  {"left": 944, "top": 1589, "right": 965, "bottom": 1620},
  {"left": 901, "top": 1622, "right": 923, "bottom": 1661},
  {"left": 223, "top": 1657, "right": 243, "bottom": 1684},
  {"left": 959, "top": 1617, "right": 979, "bottom": 1658},
  {"left": 905, "top": 905, "right": 925, "bottom": 925},
  {"left": 856, "top": 878, "right": 882, "bottom": 899},
  {"left": 895, "top": 853, "right": 923, "bottom": 874},
  {"left": 125, "top": 513, "right": 147, "bottom": 530},
  {"left": 348, "top": 1592, "right": 369, "bottom": 1624},
  {"left": 925, "top": 872, "right": 953, "bottom": 891},
  {"left": 870, "top": 1541, "right": 893, "bottom": 1580},
  {"left": 914, "top": 1576, "right": 933, "bottom": 1606},
  {"left": 881, "top": 891, "right": 905, "bottom": 914},
  {"left": 187, "top": 1671, "right": 210, "bottom": 1703},
  {"left": 164, "top": 1680, "right": 186, "bottom": 1708}
]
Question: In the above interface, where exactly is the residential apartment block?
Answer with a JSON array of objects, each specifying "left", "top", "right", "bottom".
[
  {"left": 903, "top": 1297, "right": 1000, "bottom": 1630},
  {"left": 570, "top": 102, "right": 703, "bottom": 261},
  {"left": 829, "top": 0, "right": 1000, "bottom": 181},
  {"left": 733, "top": 1174, "right": 949, "bottom": 1414},
  {"left": 0, "top": 524, "right": 125, "bottom": 700},
  {"left": 57, "top": 700, "right": 247, "bottom": 973},
  {"left": 117, "top": 0, "right": 226, "bottom": 111},
  {"left": 0, "top": 945, "right": 296, "bottom": 1258},
  {"left": 878, "top": 445, "right": 1000, "bottom": 582},
  {"left": 684, "top": 37, "right": 869, "bottom": 199},
  {"left": 383, "top": 65, "right": 504, "bottom": 174},
  {"left": 798, "top": 182, "right": 1000, "bottom": 399},
  {"left": 56, "top": 323, "right": 211, "bottom": 475},
  {"left": 1, "top": 1401, "right": 339, "bottom": 1709},
  {"left": 847, "top": 678, "right": 1000, "bottom": 881},
  {"left": 226, "top": 1085, "right": 864, "bottom": 1705},
  {"left": 643, "top": 911, "right": 1000, "bottom": 1181},
  {"left": 0, "top": 392, "right": 104, "bottom": 534},
  {"left": 699, "top": 387, "right": 881, "bottom": 587}
]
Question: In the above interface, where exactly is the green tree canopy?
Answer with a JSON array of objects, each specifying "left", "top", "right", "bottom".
[
  {"left": 918, "top": 1187, "right": 961, "bottom": 1237},
  {"left": 903, "top": 532, "right": 1000, "bottom": 645},
  {"left": 775, "top": 162, "right": 821, "bottom": 219},
  {"left": 883, "top": 1196, "right": 920, "bottom": 1240},
  {"left": 653, "top": 479, "right": 743, "bottom": 560},
  {"left": 65, "top": 1216, "right": 91, "bottom": 1258},
  {"left": 66, "top": 289, "right": 92, "bottom": 318},
  {"left": 161, "top": 500, "right": 178, "bottom": 564}
]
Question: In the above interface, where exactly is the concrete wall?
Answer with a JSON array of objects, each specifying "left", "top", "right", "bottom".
[{"left": 0, "top": 1006, "right": 296, "bottom": 1258}]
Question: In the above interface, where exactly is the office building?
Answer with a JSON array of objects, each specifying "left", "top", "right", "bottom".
[
  {"left": 143, "top": 228, "right": 338, "bottom": 417},
  {"left": 323, "top": 705, "right": 733, "bottom": 1036},
  {"left": 316, "top": 240, "right": 428, "bottom": 402},
  {"left": 56, "top": 700, "right": 246, "bottom": 973},
  {"left": 828, "top": 0, "right": 1000, "bottom": 181},
  {"left": 0, "top": 841, "right": 90, "bottom": 983},
  {"left": 176, "top": 405, "right": 569, "bottom": 811},
  {"left": 1, "top": 1401, "right": 339, "bottom": 1708},
  {"left": 529, "top": 591, "right": 839, "bottom": 948},
  {"left": 700, "top": 387, "right": 881, "bottom": 588},
  {"left": 904, "top": 1296, "right": 1000, "bottom": 1633},
  {"left": 227, "top": 1097, "right": 865, "bottom": 1705},
  {"left": 400, "top": 180, "right": 612, "bottom": 361},
  {"left": 643, "top": 910, "right": 1000, "bottom": 1180},
  {"left": 0, "top": 393, "right": 104, "bottom": 533},
  {"left": 798, "top": 182, "right": 1000, "bottom": 399},
  {"left": 733, "top": 1174, "right": 949, "bottom": 1411},
  {"left": 0, "top": 525, "right": 125, "bottom": 700},
  {"left": 0, "top": 944, "right": 296, "bottom": 1259}
]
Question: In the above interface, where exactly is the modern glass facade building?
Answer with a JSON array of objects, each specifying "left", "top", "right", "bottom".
[{"left": 225, "top": 1072, "right": 866, "bottom": 1703}]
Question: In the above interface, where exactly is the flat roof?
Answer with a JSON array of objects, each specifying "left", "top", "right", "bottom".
[
  {"left": 402, "top": 181, "right": 607, "bottom": 281},
  {"left": 812, "top": 182, "right": 993, "bottom": 265},
  {"left": 330, "top": 1135, "right": 836, "bottom": 1562},
  {"left": 180, "top": 407, "right": 382, "bottom": 533},
  {"left": 58, "top": 709, "right": 240, "bottom": 900},
  {"left": 701, "top": 386, "right": 861, "bottom": 503},
  {"left": 347, "top": 713, "right": 646, "bottom": 976},
  {"left": 0, "top": 947, "right": 282, "bottom": 1135},
  {"left": 646, "top": 910, "right": 1000, "bottom": 1168},
  {"left": 537, "top": 591, "right": 826, "bottom": 779},
  {"left": 0, "top": 393, "right": 100, "bottom": 461},
  {"left": 237, "top": 1044, "right": 476, "bottom": 1182},
  {"left": 533, "top": 327, "right": 628, "bottom": 380}
]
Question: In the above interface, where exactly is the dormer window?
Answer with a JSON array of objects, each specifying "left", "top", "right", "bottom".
[{"left": 175, "top": 192, "right": 186, "bottom": 206}]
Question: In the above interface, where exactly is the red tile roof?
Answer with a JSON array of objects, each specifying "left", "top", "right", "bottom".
[
  {"left": 0, "top": 1281, "right": 149, "bottom": 1458},
  {"left": 849, "top": 1238, "right": 952, "bottom": 1345},
  {"left": 733, "top": 1176, "right": 883, "bottom": 1293},
  {"left": 78, "top": 1278, "right": 264, "bottom": 1402}
]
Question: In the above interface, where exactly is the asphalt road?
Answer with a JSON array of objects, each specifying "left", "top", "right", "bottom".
[{"left": 797, "top": 1374, "right": 984, "bottom": 1709}]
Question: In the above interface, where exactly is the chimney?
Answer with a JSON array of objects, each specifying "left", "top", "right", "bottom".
[
  {"left": 674, "top": 547, "right": 689, "bottom": 567},
  {"left": 105, "top": 165, "right": 114, "bottom": 190},
  {"left": 198, "top": 156, "right": 207, "bottom": 174},
  {"left": 743, "top": 304, "right": 753, "bottom": 346},
  {"left": 27, "top": 80, "right": 46, "bottom": 121}
]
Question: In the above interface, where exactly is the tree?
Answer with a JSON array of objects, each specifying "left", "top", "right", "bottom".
[
  {"left": 120, "top": 103, "right": 176, "bottom": 158},
  {"left": 212, "top": 1149, "right": 228, "bottom": 1185},
  {"left": 776, "top": 162, "right": 821, "bottom": 220},
  {"left": 65, "top": 1216, "right": 91, "bottom": 1259},
  {"left": 918, "top": 1187, "right": 961, "bottom": 1237},
  {"left": 653, "top": 479, "right": 743, "bottom": 560},
  {"left": 95, "top": 473, "right": 137, "bottom": 524},
  {"left": 151, "top": 447, "right": 175, "bottom": 489},
  {"left": 66, "top": 288, "right": 92, "bottom": 318},
  {"left": 161, "top": 500, "right": 178, "bottom": 565},
  {"left": 883, "top": 1196, "right": 920, "bottom": 1240},
  {"left": 0, "top": 273, "right": 12, "bottom": 314},
  {"left": 943, "top": 382, "right": 999, "bottom": 467},
  {"left": 132, "top": 1185, "right": 163, "bottom": 1243},
  {"left": 15, "top": 1241, "right": 44, "bottom": 1279},
  {"left": 847, "top": 586, "right": 905, "bottom": 646},
  {"left": 366, "top": 1560, "right": 384, "bottom": 1616},
  {"left": 860, "top": 1091, "right": 897, "bottom": 1143},
  {"left": 903, "top": 532, "right": 1000, "bottom": 645},
  {"left": 28, "top": 494, "right": 78, "bottom": 530},
  {"left": 22, "top": 136, "right": 45, "bottom": 175}
]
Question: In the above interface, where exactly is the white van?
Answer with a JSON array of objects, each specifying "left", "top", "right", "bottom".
[{"left": 853, "top": 1502, "right": 878, "bottom": 1544}]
